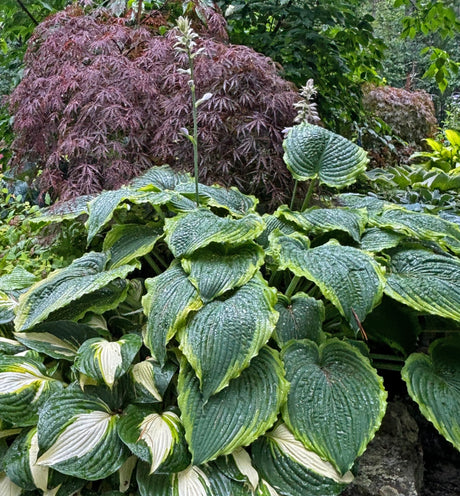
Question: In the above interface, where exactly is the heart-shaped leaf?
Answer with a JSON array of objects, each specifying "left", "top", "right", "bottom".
[
  {"left": 178, "top": 347, "right": 288, "bottom": 465},
  {"left": 281, "top": 339, "right": 387, "bottom": 474},
  {"left": 178, "top": 274, "right": 278, "bottom": 400}
]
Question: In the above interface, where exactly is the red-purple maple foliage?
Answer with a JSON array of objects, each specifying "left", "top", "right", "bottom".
[{"left": 8, "top": 6, "right": 299, "bottom": 207}]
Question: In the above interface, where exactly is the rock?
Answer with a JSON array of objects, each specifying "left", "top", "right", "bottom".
[{"left": 342, "top": 401, "right": 424, "bottom": 496}]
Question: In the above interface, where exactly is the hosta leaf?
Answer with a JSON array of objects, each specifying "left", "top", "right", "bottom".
[
  {"left": 14, "top": 252, "right": 135, "bottom": 332},
  {"left": 0, "top": 473, "right": 22, "bottom": 496},
  {"left": 130, "top": 165, "right": 192, "bottom": 191},
  {"left": 283, "top": 123, "right": 368, "bottom": 187},
  {"left": 0, "top": 266, "right": 38, "bottom": 291},
  {"left": 14, "top": 321, "right": 100, "bottom": 361},
  {"left": 336, "top": 193, "right": 385, "bottom": 215},
  {"left": 215, "top": 448, "right": 260, "bottom": 490},
  {"left": 164, "top": 209, "right": 265, "bottom": 257},
  {"left": 402, "top": 337, "right": 460, "bottom": 449},
  {"left": 385, "top": 248, "right": 460, "bottom": 321},
  {"left": 142, "top": 262, "right": 203, "bottom": 365},
  {"left": 282, "top": 340, "right": 387, "bottom": 474},
  {"left": 29, "top": 194, "right": 93, "bottom": 225},
  {"left": 275, "top": 205, "right": 367, "bottom": 243},
  {"left": 256, "top": 214, "right": 296, "bottom": 249},
  {"left": 181, "top": 243, "right": 264, "bottom": 303},
  {"left": 271, "top": 234, "right": 385, "bottom": 333},
  {"left": 370, "top": 205, "right": 460, "bottom": 254},
  {"left": 174, "top": 183, "right": 258, "bottom": 216},
  {"left": 274, "top": 293, "right": 325, "bottom": 347},
  {"left": 252, "top": 424, "right": 353, "bottom": 496},
  {"left": 118, "top": 405, "right": 190, "bottom": 474},
  {"left": 37, "top": 387, "right": 128, "bottom": 480},
  {"left": 74, "top": 334, "right": 142, "bottom": 388},
  {"left": 0, "top": 355, "right": 64, "bottom": 426},
  {"left": 359, "top": 227, "right": 404, "bottom": 252},
  {"left": 103, "top": 223, "right": 164, "bottom": 269},
  {"left": 130, "top": 358, "right": 177, "bottom": 403},
  {"left": 178, "top": 347, "right": 288, "bottom": 465},
  {"left": 0, "top": 291, "right": 17, "bottom": 325},
  {"left": 0, "top": 337, "right": 26, "bottom": 355},
  {"left": 179, "top": 274, "right": 278, "bottom": 399}
]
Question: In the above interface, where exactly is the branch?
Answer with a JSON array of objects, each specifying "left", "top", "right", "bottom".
[{"left": 15, "top": 0, "right": 39, "bottom": 26}]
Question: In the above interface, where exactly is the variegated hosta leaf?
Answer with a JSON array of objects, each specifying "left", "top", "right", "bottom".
[
  {"left": 359, "top": 227, "right": 404, "bottom": 252},
  {"left": 402, "top": 337, "right": 460, "bottom": 449},
  {"left": 129, "top": 165, "right": 192, "bottom": 191},
  {"left": 14, "top": 321, "right": 100, "bottom": 361},
  {"left": 0, "top": 355, "right": 64, "bottom": 426},
  {"left": 274, "top": 293, "right": 325, "bottom": 347},
  {"left": 255, "top": 214, "right": 296, "bottom": 249},
  {"left": 252, "top": 424, "right": 353, "bottom": 496},
  {"left": 0, "top": 472, "right": 22, "bottom": 496},
  {"left": 174, "top": 183, "right": 258, "bottom": 217},
  {"left": 283, "top": 123, "right": 368, "bottom": 187},
  {"left": 36, "top": 387, "right": 128, "bottom": 480},
  {"left": 181, "top": 243, "right": 265, "bottom": 303},
  {"left": 215, "top": 448, "right": 260, "bottom": 491},
  {"left": 370, "top": 205, "right": 460, "bottom": 254},
  {"left": 385, "top": 248, "right": 460, "bottom": 321},
  {"left": 256, "top": 479, "right": 282, "bottom": 496},
  {"left": 103, "top": 223, "right": 164, "bottom": 269},
  {"left": 0, "top": 266, "right": 38, "bottom": 291},
  {"left": 271, "top": 233, "right": 385, "bottom": 333},
  {"left": 142, "top": 262, "right": 203, "bottom": 365},
  {"left": 164, "top": 208, "right": 265, "bottom": 258},
  {"left": 275, "top": 205, "right": 367, "bottom": 243},
  {"left": 118, "top": 455, "right": 138, "bottom": 493},
  {"left": 0, "top": 337, "right": 26, "bottom": 355},
  {"left": 0, "top": 291, "right": 18, "bottom": 325},
  {"left": 14, "top": 252, "right": 136, "bottom": 332},
  {"left": 29, "top": 194, "right": 93, "bottom": 225},
  {"left": 74, "top": 334, "right": 142, "bottom": 388},
  {"left": 118, "top": 405, "right": 190, "bottom": 474},
  {"left": 130, "top": 358, "right": 177, "bottom": 403},
  {"left": 179, "top": 274, "right": 278, "bottom": 400},
  {"left": 178, "top": 347, "right": 288, "bottom": 465},
  {"left": 281, "top": 339, "right": 387, "bottom": 475}
]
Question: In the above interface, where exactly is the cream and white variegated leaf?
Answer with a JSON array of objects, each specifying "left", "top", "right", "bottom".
[
  {"left": 131, "top": 361, "right": 162, "bottom": 402},
  {"left": 232, "top": 448, "right": 259, "bottom": 491},
  {"left": 74, "top": 334, "right": 142, "bottom": 388},
  {"left": 119, "top": 455, "right": 138, "bottom": 493},
  {"left": 0, "top": 473, "right": 22, "bottom": 496},
  {"left": 0, "top": 337, "right": 25, "bottom": 355},
  {"left": 30, "top": 431, "right": 49, "bottom": 490},
  {"left": 175, "top": 466, "right": 211, "bottom": 496},
  {"left": 130, "top": 358, "right": 177, "bottom": 404},
  {"left": 0, "top": 356, "right": 64, "bottom": 426},
  {"left": 36, "top": 387, "right": 128, "bottom": 480},
  {"left": 256, "top": 479, "right": 281, "bottom": 496}
]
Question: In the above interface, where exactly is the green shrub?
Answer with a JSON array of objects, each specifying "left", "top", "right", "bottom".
[{"left": 0, "top": 122, "right": 459, "bottom": 495}]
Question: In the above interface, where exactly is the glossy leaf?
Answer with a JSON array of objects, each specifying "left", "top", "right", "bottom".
[
  {"left": 178, "top": 274, "right": 278, "bottom": 399},
  {"left": 130, "top": 358, "right": 177, "bottom": 404},
  {"left": 130, "top": 165, "right": 192, "bottom": 191},
  {"left": 359, "top": 227, "right": 404, "bottom": 252},
  {"left": 336, "top": 193, "right": 385, "bottom": 215},
  {"left": 178, "top": 347, "right": 288, "bottom": 465},
  {"left": 0, "top": 266, "right": 38, "bottom": 291},
  {"left": 283, "top": 123, "right": 368, "bottom": 187},
  {"left": 282, "top": 339, "right": 387, "bottom": 474}
]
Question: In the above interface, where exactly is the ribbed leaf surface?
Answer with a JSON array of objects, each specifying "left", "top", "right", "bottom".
[
  {"left": 276, "top": 205, "right": 366, "bottom": 242},
  {"left": 181, "top": 243, "right": 264, "bottom": 303},
  {"left": 359, "top": 227, "right": 404, "bottom": 252},
  {"left": 178, "top": 347, "right": 288, "bottom": 465},
  {"left": 74, "top": 334, "right": 142, "bottom": 388},
  {"left": 0, "top": 266, "right": 38, "bottom": 291},
  {"left": 0, "top": 356, "right": 63, "bottom": 426},
  {"left": 142, "top": 263, "right": 203, "bottom": 365},
  {"left": 37, "top": 388, "right": 128, "bottom": 480},
  {"left": 336, "top": 193, "right": 385, "bottom": 215},
  {"left": 283, "top": 123, "right": 368, "bottom": 187},
  {"left": 130, "top": 358, "right": 177, "bottom": 404},
  {"left": 178, "top": 275, "right": 278, "bottom": 399},
  {"left": 282, "top": 340, "right": 387, "bottom": 474},
  {"left": 274, "top": 293, "right": 325, "bottom": 347},
  {"left": 164, "top": 209, "right": 265, "bottom": 257},
  {"left": 252, "top": 424, "right": 353, "bottom": 496},
  {"left": 129, "top": 165, "right": 192, "bottom": 191},
  {"left": 103, "top": 223, "right": 163, "bottom": 268},
  {"left": 402, "top": 337, "right": 460, "bottom": 449},
  {"left": 385, "top": 248, "right": 460, "bottom": 321},
  {"left": 14, "top": 253, "right": 135, "bottom": 332},
  {"left": 0, "top": 473, "right": 22, "bottom": 496},
  {"left": 255, "top": 214, "right": 296, "bottom": 248},
  {"left": 271, "top": 234, "right": 385, "bottom": 333}
]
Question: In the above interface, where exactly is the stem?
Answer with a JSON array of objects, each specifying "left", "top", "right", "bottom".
[
  {"left": 15, "top": 0, "right": 39, "bottom": 26},
  {"left": 152, "top": 249, "right": 169, "bottom": 269},
  {"left": 370, "top": 353, "right": 405, "bottom": 362},
  {"left": 301, "top": 178, "right": 317, "bottom": 212},
  {"left": 289, "top": 179, "right": 298, "bottom": 210},
  {"left": 285, "top": 275, "right": 300, "bottom": 298},
  {"left": 144, "top": 254, "right": 162, "bottom": 274},
  {"left": 188, "top": 49, "right": 200, "bottom": 207},
  {"left": 136, "top": 0, "right": 143, "bottom": 24}
]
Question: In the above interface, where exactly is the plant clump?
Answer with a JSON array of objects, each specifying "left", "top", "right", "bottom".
[{"left": 8, "top": 6, "right": 299, "bottom": 207}]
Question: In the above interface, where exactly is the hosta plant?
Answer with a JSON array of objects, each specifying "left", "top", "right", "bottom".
[{"left": 0, "top": 123, "right": 459, "bottom": 495}]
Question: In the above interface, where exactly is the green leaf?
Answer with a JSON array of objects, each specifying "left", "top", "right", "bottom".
[
  {"left": 130, "top": 358, "right": 177, "bottom": 404},
  {"left": 274, "top": 293, "right": 325, "bottom": 347},
  {"left": 359, "top": 227, "right": 404, "bottom": 252},
  {"left": 336, "top": 193, "right": 385, "bottom": 215},
  {"left": 181, "top": 243, "right": 264, "bottom": 303},
  {"left": 118, "top": 405, "right": 190, "bottom": 474},
  {"left": 275, "top": 205, "right": 367, "bottom": 243},
  {"left": 0, "top": 338, "right": 26, "bottom": 355},
  {"left": 402, "top": 337, "right": 460, "bottom": 450},
  {"left": 271, "top": 234, "right": 385, "bottom": 333},
  {"left": 282, "top": 339, "right": 387, "bottom": 474},
  {"left": 103, "top": 223, "right": 164, "bottom": 269},
  {"left": 0, "top": 291, "right": 17, "bottom": 325},
  {"left": 142, "top": 262, "right": 203, "bottom": 365},
  {"left": 14, "top": 321, "right": 100, "bottom": 361},
  {"left": 283, "top": 123, "right": 368, "bottom": 187},
  {"left": 178, "top": 274, "right": 278, "bottom": 400},
  {"left": 385, "top": 248, "right": 460, "bottom": 321},
  {"left": 0, "top": 267, "right": 38, "bottom": 291},
  {"left": 252, "top": 424, "right": 353, "bottom": 496},
  {"left": 178, "top": 347, "right": 288, "bottom": 465},
  {"left": 164, "top": 209, "right": 265, "bottom": 257},
  {"left": 215, "top": 447, "right": 260, "bottom": 490},
  {"left": 37, "top": 387, "right": 129, "bottom": 480},
  {"left": 14, "top": 252, "right": 136, "bottom": 332},
  {"left": 74, "top": 334, "right": 142, "bottom": 388},
  {"left": 29, "top": 195, "right": 92, "bottom": 226},
  {"left": 129, "top": 165, "right": 192, "bottom": 191},
  {"left": 255, "top": 214, "right": 296, "bottom": 249},
  {"left": 0, "top": 356, "right": 64, "bottom": 426}
]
